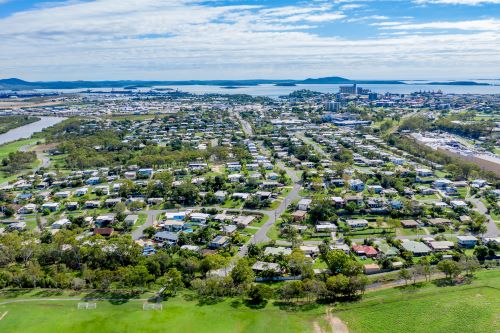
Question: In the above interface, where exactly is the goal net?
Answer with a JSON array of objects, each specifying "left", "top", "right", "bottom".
[
  {"left": 77, "top": 302, "right": 97, "bottom": 309},
  {"left": 142, "top": 303, "right": 163, "bottom": 311}
]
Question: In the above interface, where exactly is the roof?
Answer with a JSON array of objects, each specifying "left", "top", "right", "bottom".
[
  {"left": 401, "top": 240, "right": 431, "bottom": 254},
  {"left": 94, "top": 228, "right": 114, "bottom": 236}
]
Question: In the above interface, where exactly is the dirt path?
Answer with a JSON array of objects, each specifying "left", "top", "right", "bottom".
[
  {"left": 0, "top": 311, "right": 8, "bottom": 321},
  {"left": 312, "top": 308, "right": 349, "bottom": 333}
]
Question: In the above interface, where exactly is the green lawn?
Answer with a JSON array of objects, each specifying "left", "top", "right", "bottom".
[
  {"left": 334, "top": 269, "right": 500, "bottom": 333},
  {"left": 0, "top": 294, "right": 323, "bottom": 333},
  {"left": 0, "top": 139, "right": 41, "bottom": 183},
  {"left": 0, "top": 139, "right": 39, "bottom": 159}
]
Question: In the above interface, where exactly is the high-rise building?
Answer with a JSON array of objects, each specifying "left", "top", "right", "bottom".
[
  {"left": 339, "top": 84, "right": 357, "bottom": 94},
  {"left": 324, "top": 101, "right": 341, "bottom": 112}
]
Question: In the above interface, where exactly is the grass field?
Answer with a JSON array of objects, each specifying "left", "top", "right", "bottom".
[
  {"left": 334, "top": 269, "right": 500, "bottom": 333},
  {"left": 0, "top": 270, "right": 498, "bottom": 333},
  {"left": 0, "top": 138, "right": 40, "bottom": 183},
  {"left": 0, "top": 294, "right": 323, "bottom": 333}
]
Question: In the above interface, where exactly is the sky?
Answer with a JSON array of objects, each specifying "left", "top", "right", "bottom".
[{"left": 0, "top": 0, "right": 499, "bottom": 81}]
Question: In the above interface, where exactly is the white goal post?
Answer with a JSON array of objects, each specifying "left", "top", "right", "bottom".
[
  {"left": 142, "top": 303, "right": 163, "bottom": 311},
  {"left": 77, "top": 302, "right": 97, "bottom": 309}
]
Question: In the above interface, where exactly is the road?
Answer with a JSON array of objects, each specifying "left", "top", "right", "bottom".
[
  {"left": 19, "top": 142, "right": 51, "bottom": 172},
  {"left": 295, "top": 131, "right": 328, "bottom": 158},
  {"left": 469, "top": 197, "right": 500, "bottom": 238}
]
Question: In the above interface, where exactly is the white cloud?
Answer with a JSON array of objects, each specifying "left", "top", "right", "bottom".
[
  {"left": 340, "top": 4, "right": 365, "bottom": 10},
  {"left": 414, "top": 0, "right": 500, "bottom": 4},
  {"left": 377, "top": 19, "right": 500, "bottom": 31},
  {"left": 0, "top": 0, "right": 498, "bottom": 80}
]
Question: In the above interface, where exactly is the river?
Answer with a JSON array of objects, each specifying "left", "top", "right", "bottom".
[{"left": 0, "top": 116, "right": 66, "bottom": 145}]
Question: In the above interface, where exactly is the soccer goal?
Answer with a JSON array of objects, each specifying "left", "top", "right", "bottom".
[
  {"left": 142, "top": 303, "right": 163, "bottom": 311},
  {"left": 77, "top": 302, "right": 97, "bottom": 310}
]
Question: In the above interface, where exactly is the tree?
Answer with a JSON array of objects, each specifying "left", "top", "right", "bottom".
[
  {"left": 326, "top": 274, "right": 350, "bottom": 299},
  {"left": 288, "top": 249, "right": 313, "bottom": 278},
  {"left": 323, "top": 250, "right": 361, "bottom": 276},
  {"left": 247, "top": 284, "right": 273, "bottom": 304},
  {"left": 230, "top": 258, "right": 255, "bottom": 287},
  {"left": 437, "top": 260, "right": 462, "bottom": 281},
  {"left": 158, "top": 268, "right": 183, "bottom": 296},
  {"left": 25, "top": 260, "right": 43, "bottom": 288},
  {"left": 200, "top": 254, "right": 230, "bottom": 276},
  {"left": 143, "top": 226, "right": 156, "bottom": 239},
  {"left": 399, "top": 268, "right": 411, "bottom": 286},
  {"left": 474, "top": 245, "right": 489, "bottom": 261},
  {"left": 459, "top": 256, "right": 480, "bottom": 277}
]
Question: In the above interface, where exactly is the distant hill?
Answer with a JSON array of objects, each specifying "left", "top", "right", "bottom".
[{"left": 0, "top": 76, "right": 489, "bottom": 91}]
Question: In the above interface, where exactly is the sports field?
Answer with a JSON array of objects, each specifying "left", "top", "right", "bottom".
[
  {"left": 334, "top": 269, "right": 500, "bottom": 333},
  {"left": 0, "top": 295, "right": 324, "bottom": 333},
  {"left": 0, "top": 270, "right": 498, "bottom": 333}
]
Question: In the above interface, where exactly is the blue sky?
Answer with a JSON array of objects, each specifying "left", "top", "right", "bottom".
[{"left": 0, "top": 0, "right": 499, "bottom": 80}]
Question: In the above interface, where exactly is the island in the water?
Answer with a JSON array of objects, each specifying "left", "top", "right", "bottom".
[{"left": 0, "top": 76, "right": 492, "bottom": 91}]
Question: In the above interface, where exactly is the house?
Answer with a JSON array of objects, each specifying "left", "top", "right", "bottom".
[
  {"left": 315, "top": 223, "right": 337, "bottom": 233},
  {"left": 255, "top": 191, "right": 272, "bottom": 200},
  {"left": 234, "top": 215, "right": 256, "bottom": 228},
  {"left": 300, "top": 245, "right": 320, "bottom": 257},
  {"left": 54, "top": 191, "right": 71, "bottom": 199},
  {"left": 232, "top": 193, "right": 250, "bottom": 200},
  {"left": 264, "top": 247, "right": 292, "bottom": 256},
  {"left": 228, "top": 173, "right": 243, "bottom": 183},
  {"left": 349, "top": 179, "right": 365, "bottom": 192},
  {"left": 352, "top": 245, "right": 378, "bottom": 258},
  {"left": 161, "top": 220, "right": 185, "bottom": 232},
  {"left": 330, "top": 196, "right": 345, "bottom": 207},
  {"left": 190, "top": 212, "right": 210, "bottom": 224},
  {"left": 297, "top": 198, "right": 312, "bottom": 211},
  {"left": 214, "top": 190, "right": 227, "bottom": 202},
  {"left": 427, "top": 218, "right": 452, "bottom": 226},
  {"left": 95, "top": 214, "right": 115, "bottom": 227},
  {"left": 416, "top": 168, "right": 433, "bottom": 177},
  {"left": 428, "top": 241, "right": 454, "bottom": 251},
  {"left": 252, "top": 261, "right": 281, "bottom": 273},
  {"left": 105, "top": 198, "right": 122, "bottom": 207},
  {"left": 450, "top": 200, "right": 468, "bottom": 209},
  {"left": 137, "top": 168, "right": 154, "bottom": 178},
  {"left": 401, "top": 240, "right": 431, "bottom": 256},
  {"left": 75, "top": 187, "right": 89, "bottom": 196},
  {"left": 165, "top": 211, "right": 186, "bottom": 221},
  {"left": 51, "top": 218, "right": 71, "bottom": 229},
  {"left": 433, "top": 178, "right": 452, "bottom": 189},
  {"left": 66, "top": 202, "right": 79, "bottom": 210},
  {"left": 85, "top": 200, "right": 101, "bottom": 209},
  {"left": 330, "top": 243, "right": 350, "bottom": 254},
  {"left": 400, "top": 219, "right": 418, "bottom": 228},
  {"left": 346, "top": 219, "right": 368, "bottom": 228},
  {"left": 180, "top": 244, "right": 200, "bottom": 252},
  {"left": 368, "top": 185, "right": 383, "bottom": 194},
  {"left": 154, "top": 231, "right": 179, "bottom": 244},
  {"left": 222, "top": 225, "right": 237, "bottom": 235},
  {"left": 226, "top": 162, "right": 242, "bottom": 171},
  {"left": 267, "top": 172, "right": 279, "bottom": 180},
  {"left": 18, "top": 203, "right": 37, "bottom": 215},
  {"left": 344, "top": 195, "right": 363, "bottom": 205},
  {"left": 376, "top": 242, "right": 399, "bottom": 257},
  {"left": 42, "top": 202, "right": 60, "bottom": 212},
  {"left": 8, "top": 222, "right": 26, "bottom": 231},
  {"left": 364, "top": 263, "right": 381, "bottom": 274},
  {"left": 124, "top": 215, "right": 139, "bottom": 226},
  {"left": 209, "top": 235, "right": 229, "bottom": 248},
  {"left": 457, "top": 235, "right": 478, "bottom": 248},
  {"left": 292, "top": 210, "right": 307, "bottom": 222},
  {"left": 86, "top": 177, "right": 101, "bottom": 185}
]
